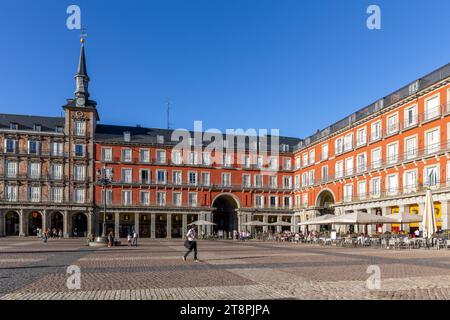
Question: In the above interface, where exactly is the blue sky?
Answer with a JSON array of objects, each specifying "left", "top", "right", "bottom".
[{"left": 0, "top": 0, "right": 449, "bottom": 138}]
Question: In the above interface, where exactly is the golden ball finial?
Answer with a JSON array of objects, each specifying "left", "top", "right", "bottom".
[{"left": 80, "top": 37, "right": 85, "bottom": 44}]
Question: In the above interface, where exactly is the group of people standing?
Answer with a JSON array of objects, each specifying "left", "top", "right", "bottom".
[{"left": 35, "top": 228, "right": 63, "bottom": 242}]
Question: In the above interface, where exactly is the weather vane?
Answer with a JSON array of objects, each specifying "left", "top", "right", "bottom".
[{"left": 80, "top": 27, "right": 87, "bottom": 44}]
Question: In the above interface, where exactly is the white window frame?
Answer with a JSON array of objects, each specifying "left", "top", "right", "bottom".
[
  {"left": 102, "top": 147, "right": 113, "bottom": 162},
  {"left": 371, "top": 120, "right": 382, "bottom": 142},
  {"left": 371, "top": 147, "right": 382, "bottom": 169},
  {"left": 404, "top": 105, "right": 418, "bottom": 129},
  {"left": 386, "top": 113, "right": 399, "bottom": 135},
  {"left": 139, "top": 149, "right": 150, "bottom": 163},
  {"left": 356, "top": 127, "right": 367, "bottom": 147},
  {"left": 404, "top": 135, "right": 418, "bottom": 160},
  {"left": 425, "top": 127, "right": 440, "bottom": 155}
]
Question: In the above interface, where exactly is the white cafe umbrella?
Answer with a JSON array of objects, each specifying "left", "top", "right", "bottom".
[
  {"left": 422, "top": 188, "right": 437, "bottom": 239},
  {"left": 298, "top": 214, "right": 336, "bottom": 226},
  {"left": 242, "top": 221, "right": 270, "bottom": 226},
  {"left": 385, "top": 212, "right": 423, "bottom": 224},
  {"left": 329, "top": 211, "right": 397, "bottom": 234},
  {"left": 331, "top": 211, "right": 397, "bottom": 225},
  {"left": 385, "top": 211, "right": 423, "bottom": 231},
  {"left": 188, "top": 219, "right": 216, "bottom": 226},
  {"left": 269, "top": 221, "right": 292, "bottom": 226}
]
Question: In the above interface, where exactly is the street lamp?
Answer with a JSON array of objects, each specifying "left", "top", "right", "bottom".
[{"left": 94, "top": 165, "right": 114, "bottom": 244}]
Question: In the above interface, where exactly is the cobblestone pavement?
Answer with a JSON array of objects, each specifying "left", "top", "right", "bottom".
[{"left": 0, "top": 237, "right": 449, "bottom": 300}]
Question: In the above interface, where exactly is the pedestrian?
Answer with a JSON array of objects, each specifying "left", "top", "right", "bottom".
[
  {"left": 58, "top": 229, "right": 63, "bottom": 239},
  {"left": 42, "top": 229, "right": 48, "bottom": 243},
  {"left": 108, "top": 231, "right": 114, "bottom": 247},
  {"left": 132, "top": 230, "right": 138, "bottom": 247},
  {"left": 182, "top": 225, "right": 199, "bottom": 262},
  {"left": 127, "top": 232, "right": 132, "bottom": 247}
]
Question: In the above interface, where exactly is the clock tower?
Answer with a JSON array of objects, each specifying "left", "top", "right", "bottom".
[{"left": 62, "top": 36, "right": 99, "bottom": 237}]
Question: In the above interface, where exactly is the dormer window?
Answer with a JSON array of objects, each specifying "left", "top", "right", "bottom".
[
  {"left": 157, "top": 135, "right": 164, "bottom": 144},
  {"left": 33, "top": 124, "right": 41, "bottom": 132},
  {"left": 55, "top": 126, "right": 63, "bottom": 133},
  {"left": 123, "top": 131, "right": 131, "bottom": 142},
  {"left": 10, "top": 123, "right": 18, "bottom": 130}
]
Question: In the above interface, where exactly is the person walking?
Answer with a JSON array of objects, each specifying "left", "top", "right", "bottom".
[
  {"left": 132, "top": 230, "right": 138, "bottom": 247},
  {"left": 108, "top": 231, "right": 114, "bottom": 247},
  {"left": 42, "top": 229, "right": 48, "bottom": 243},
  {"left": 183, "top": 225, "right": 199, "bottom": 262},
  {"left": 127, "top": 232, "right": 132, "bottom": 247}
]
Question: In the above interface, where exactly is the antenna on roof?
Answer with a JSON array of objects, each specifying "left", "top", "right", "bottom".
[{"left": 166, "top": 98, "right": 172, "bottom": 129}]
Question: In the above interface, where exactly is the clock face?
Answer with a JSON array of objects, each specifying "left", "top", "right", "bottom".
[{"left": 76, "top": 97, "right": 85, "bottom": 106}]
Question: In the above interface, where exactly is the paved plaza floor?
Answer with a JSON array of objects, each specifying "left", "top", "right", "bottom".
[{"left": 0, "top": 237, "right": 449, "bottom": 300}]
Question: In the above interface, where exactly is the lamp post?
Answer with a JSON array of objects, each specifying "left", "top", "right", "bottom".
[{"left": 94, "top": 165, "right": 113, "bottom": 244}]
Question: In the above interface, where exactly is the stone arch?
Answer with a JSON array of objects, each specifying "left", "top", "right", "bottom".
[
  {"left": 50, "top": 211, "right": 64, "bottom": 232},
  {"left": 211, "top": 193, "right": 241, "bottom": 209},
  {"left": 28, "top": 211, "right": 43, "bottom": 236},
  {"left": 212, "top": 194, "right": 240, "bottom": 235},
  {"left": 72, "top": 212, "right": 88, "bottom": 237},
  {"left": 315, "top": 189, "right": 336, "bottom": 208},
  {"left": 5, "top": 211, "right": 20, "bottom": 236}
]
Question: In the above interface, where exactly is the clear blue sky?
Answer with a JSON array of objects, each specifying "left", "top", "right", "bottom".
[{"left": 1, "top": 0, "right": 449, "bottom": 138}]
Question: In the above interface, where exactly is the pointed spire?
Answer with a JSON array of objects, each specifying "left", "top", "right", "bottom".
[
  {"left": 74, "top": 35, "right": 90, "bottom": 100},
  {"left": 77, "top": 39, "right": 88, "bottom": 76}
]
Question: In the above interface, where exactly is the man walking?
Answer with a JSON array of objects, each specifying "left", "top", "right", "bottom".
[
  {"left": 183, "top": 225, "right": 199, "bottom": 262},
  {"left": 132, "top": 230, "right": 138, "bottom": 247}
]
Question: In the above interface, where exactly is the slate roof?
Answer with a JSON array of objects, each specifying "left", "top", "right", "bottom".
[
  {"left": 95, "top": 124, "right": 302, "bottom": 152},
  {"left": 0, "top": 114, "right": 64, "bottom": 132}
]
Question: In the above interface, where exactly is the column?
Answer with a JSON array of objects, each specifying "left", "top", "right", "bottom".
[
  {"left": 381, "top": 207, "right": 391, "bottom": 233},
  {"left": 0, "top": 210, "right": 5, "bottom": 237},
  {"left": 134, "top": 213, "right": 140, "bottom": 235},
  {"left": 182, "top": 214, "right": 187, "bottom": 238},
  {"left": 263, "top": 215, "right": 268, "bottom": 233},
  {"left": 418, "top": 203, "right": 425, "bottom": 231},
  {"left": 87, "top": 211, "right": 94, "bottom": 236},
  {"left": 367, "top": 208, "right": 376, "bottom": 235},
  {"left": 150, "top": 213, "right": 156, "bottom": 239},
  {"left": 42, "top": 210, "right": 48, "bottom": 232},
  {"left": 206, "top": 211, "right": 212, "bottom": 236},
  {"left": 441, "top": 200, "right": 450, "bottom": 230},
  {"left": 276, "top": 216, "right": 282, "bottom": 233},
  {"left": 94, "top": 209, "right": 100, "bottom": 237},
  {"left": 63, "top": 210, "right": 70, "bottom": 238},
  {"left": 399, "top": 205, "right": 410, "bottom": 233},
  {"left": 114, "top": 211, "right": 120, "bottom": 238},
  {"left": 19, "top": 209, "right": 27, "bottom": 237},
  {"left": 166, "top": 213, "right": 172, "bottom": 239}
]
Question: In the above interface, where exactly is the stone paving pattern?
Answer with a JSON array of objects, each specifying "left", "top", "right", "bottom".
[{"left": 0, "top": 237, "right": 449, "bottom": 300}]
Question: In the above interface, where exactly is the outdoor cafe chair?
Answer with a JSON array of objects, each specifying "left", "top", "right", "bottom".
[
  {"left": 387, "top": 238, "right": 397, "bottom": 250},
  {"left": 435, "top": 238, "right": 446, "bottom": 250}
]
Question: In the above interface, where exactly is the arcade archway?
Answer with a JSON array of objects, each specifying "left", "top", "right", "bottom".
[
  {"left": 28, "top": 211, "right": 42, "bottom": 236},
  {"left": 72, "top": 213, "right": 87, "bottom": 237},
  {"left": 315, "top": 190, "right": 336, "bottom": 232},
  {"left": 212, "top": 194, "right": 239, "bottom": 236},
  {"left": 5, "top": 211, "right": 19, "bottom": 236}
]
